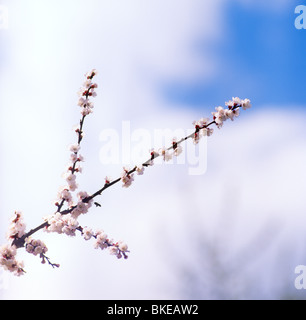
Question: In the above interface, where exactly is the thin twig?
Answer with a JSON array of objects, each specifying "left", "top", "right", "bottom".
[{"left": 12, "top": 106, "right": 241, "bottom": 247}]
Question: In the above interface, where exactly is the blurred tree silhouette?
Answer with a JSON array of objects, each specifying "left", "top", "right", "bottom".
[{"left": 161, "top": 186, "right": 306, "bottom": 300}]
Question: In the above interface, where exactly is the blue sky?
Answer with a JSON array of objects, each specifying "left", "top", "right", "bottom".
[{"left": 162, "top": 0, "right": 306, "bottom": 109}]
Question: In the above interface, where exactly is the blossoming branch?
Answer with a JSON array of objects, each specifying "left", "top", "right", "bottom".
[{"left": 0, "top": 69, "right": 251, "bottom": 276}]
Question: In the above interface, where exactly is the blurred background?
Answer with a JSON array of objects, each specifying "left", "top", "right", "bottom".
[{"left": 0, "top": 0, "right": 306, "bottom": 300}]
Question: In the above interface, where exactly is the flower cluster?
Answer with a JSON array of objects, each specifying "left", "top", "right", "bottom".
[
  {"left": 0, "top": 211, "right": 58, "bottom": 275},
  {"left": 80, "top": 227, "right": 129, "bottom": 259},
  {"left": 25, "top": 238, "right": 59, "bottom": 268},
  {"left": 44, "top": 69, "right": 128, "bottom": 264},
  {"left": 6, "top": 211, "right": 26, "bottom": 241},
  {"left": 44, "top": 213, "right": 79, "bottom": 236},
  {"left": 46, "top": 192, "right": 94, "bottom": 235},
  {"left": 226, "top": 97, "right": 251, "bottom": 110},
  {"left": 25, "top": 238, "right": 48, "bottom": 256},
  {"left": 118, "top": 97, "right": 251, "bottom": 189},
  {"left": 77, "top": 69, "right": 98, "bottom": 116},
  {"left": 55, "top": 187, "right": 73, "bottom": 207},
  {"left": 121, "top": 167, "right": 135, "bottom": 188},
  {"left": 58, "top": 69, "right": 98, "bottom": 197},
  {"left": 42, "top": 69, "right": 128, "bottom": 264},
  {"left": 212, "top": 97, "right": 251, "bottom": 129},
  {"left": 0, "top": 244, "right": 24, "bottom": 276},
  {"left": 120, "top": 137, "right": 187, "bottom": 189},
  {"left": 0, "top": 212, "right": 26, "bottom": 275},
  {"left": 192, "top": 118, "right": 214, "bottom": 144},
  {"left": 191, "top": 97, "right": 251, "bottom": 145},
  {"left": 158, "top": 138, "right": 183, "bottom": 161},
  {"left": 72, "top": 191, "right": 93, "bottom": 217},
  {"left": 53, "top": 70, "right": 98, "bottom": 212},
  {"left": 159, "top": 147, "right": 173, "bottom": 162},
  {"left": 108, "top": 241, "right": 129, "bottom": 259}
]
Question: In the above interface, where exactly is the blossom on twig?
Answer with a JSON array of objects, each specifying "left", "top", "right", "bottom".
[
  {"left": 6, "top": 211, "right": 26, "bottom": 241},
  {"left": 121, "top": 167, "right": 135, "bottom": 188},
  {"left": 0, "top": 69, "right": 251, "bottom": 276},
  {"left": 0, "top": 244, "right": 24, "bottom": 276}
]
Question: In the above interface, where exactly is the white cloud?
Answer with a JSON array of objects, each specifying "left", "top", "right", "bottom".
[{"left": 2, "top": 104, "right": 306, "bottom": 299}]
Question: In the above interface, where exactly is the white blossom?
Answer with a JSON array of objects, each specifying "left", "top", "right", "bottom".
[
  {"left": 121, "top": 167, "right": 134, "bottom": 188},
  {"left": 159, "top": 147, "right": 173, "bottom": 162},
  {"left": 226, "top": 97, "right": 241, "bottom": 108},
  {"left": 64, "top": 172, "right": 76, "bottom": 183},
  {"left": 81, "top": 107, "right": 93, "bottom": 116},
  {"left": 70, "top": 153, "right": 78, "bottom": 162},
  {"left": 77, "top": 191, "right": 89, "bottom": 200},
  {"left": 44, "top": 213, "right": 79, "bottom": 236},
  {"left": 70, "top": 207, "right": 81, "bottom": 219},
  {"left": 172, "top": 138, "right": 183, "bottom": 156},
  {"left": 241, "top": 98, "right": 251, "bottom": 110},
  {"left": 45, "top": 213, "right": 64, "bottom": 234},
  {"left": 232, "top": 96, "right": 242, "bottom": 106},
  {"left": 63, "top": 172, "right": 78, "bottom": 191},
  {"left": 136, "top": 165, "right": 145, "bottom": 175},
  {"left": 192, "top": 132, "right": 201, "bottom": 145},
  {"left": 0, "top": 244, "right": 16, "bottom": 261},
  {"left": 201, "top": 127, "right": 214, "bottom": 137},
  {"left": 118, "top": 241, "right": 128, "bottom": 252},
  {"left": 225, "top": 108, "right": 240, "bottom": 121},
  {"left": 69, "top": 144, "right": 80, "bottom": 153},
  {"left": 6, "top": 211, "right": 26, "bottom": 241},
  {"left": 82, "top": 227, "right": 93, "bottom": 241},
  {"left": 193, "top": 117, "right": 210, "bottom": 128},
  {"left": 62, "top": 216, "right": 79, "bottom": 237},
  {"left": 76, "top": 201, "right": 89, "bottom": 214},
  {"left": 77, "top": 69, "right": 97, "bottom": 117},
  {"left": 72, "top": 196, "right": 94, "bottom": 218},
  {"left": 105, "top": 176, "right": 111, "bottom": 184},
  {"left": 25, "top": 238, "right": 48, "bottom": 256},
  {"left": 83, "top": 79, "right": 92, "bottom": 88},
  {"left": 85, "top": 69, "right": 98, "bottom": 79},
  {"left": 57, "top": 188, "right": 73, "bottom": 206},
  {"left": 74, "top": 165, "right": 82, "bottom": 173},
  {"left": 212, "top": 106, "right": 228, "bottom": 128},
  {"left": 173, "top": 144, "right": 183, "bottom": 157},
  {"left": 78, "top": 98, "right": 94, "bottom": 110},
  {"left": 77, "top": 97, "right": 86, "bottom": 106},
  {"left": 68, "top": 181, "right": 78, "bottom": 192},
  {"left": 94, "top": 230, "right": 108, "bottom": 250},
  {"left": 109, "top": 246, "right": 119, "bottom": 256},
  {"left": 0, "top": 244, "right": 24, "bottom": 276}
]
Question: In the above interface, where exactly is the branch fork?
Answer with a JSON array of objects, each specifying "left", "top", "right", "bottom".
[{"left": 0, "top": 69, "right": 251, "bottom": 276}]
